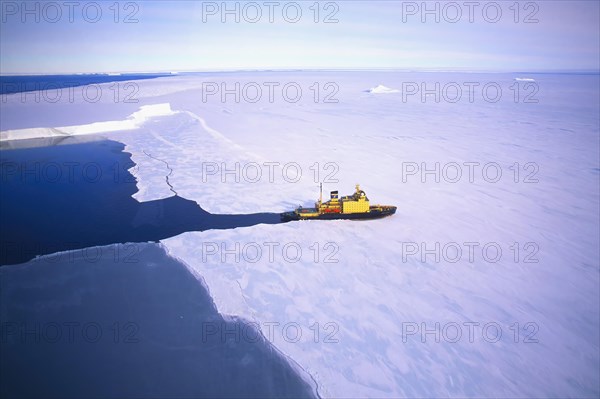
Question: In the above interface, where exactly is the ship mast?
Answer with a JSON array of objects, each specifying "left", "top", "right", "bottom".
[{"left": 319, "top": 182, "right": 323, "bottom": 206}]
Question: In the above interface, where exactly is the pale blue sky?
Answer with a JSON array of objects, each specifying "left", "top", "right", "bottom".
[{"left": 1, "top": 1, "right": 598, "bottom": 73}]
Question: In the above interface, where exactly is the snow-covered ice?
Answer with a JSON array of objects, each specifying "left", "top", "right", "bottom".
[
  {"left": 0, "top": 103, "right": 174, "bottom": 141},
  {"left": 1, "top": 71, "right": 598, "bottom": 397}
]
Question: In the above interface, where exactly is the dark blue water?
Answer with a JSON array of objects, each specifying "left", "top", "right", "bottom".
[
  {"left": 0, "top": 74, "right": 173, "bottom": 95},
  {"left": 0, "top": 137, "right": 317, "bottom": 397},
  {"left": 0, "top": 137, "right": 283, "bottom": 266}
]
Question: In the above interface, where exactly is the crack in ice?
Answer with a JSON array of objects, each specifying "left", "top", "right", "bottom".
[{"left": 142, "top": 149, "right": 178, "bottom": 196}]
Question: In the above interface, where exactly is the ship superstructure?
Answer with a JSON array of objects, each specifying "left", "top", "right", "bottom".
[{"left": 281, "top": 184, "right": 396, "bottom": 221}]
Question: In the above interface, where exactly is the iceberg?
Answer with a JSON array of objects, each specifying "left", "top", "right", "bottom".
[{"left": 368, "top": 84, "right": 400, "bottom": 93}]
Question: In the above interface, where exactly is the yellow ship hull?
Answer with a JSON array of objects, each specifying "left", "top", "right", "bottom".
[{"left": 281, "top": 205, "right": 396, "bottom": 222}]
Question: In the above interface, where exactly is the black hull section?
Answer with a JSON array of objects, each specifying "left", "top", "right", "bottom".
[{"left": 281, "top": 206, "right": 396, "bottom": 222}]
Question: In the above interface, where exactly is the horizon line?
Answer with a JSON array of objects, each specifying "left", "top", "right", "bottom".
[{"left": 2, "top": 67, "right": 599, "bottom": 76}]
